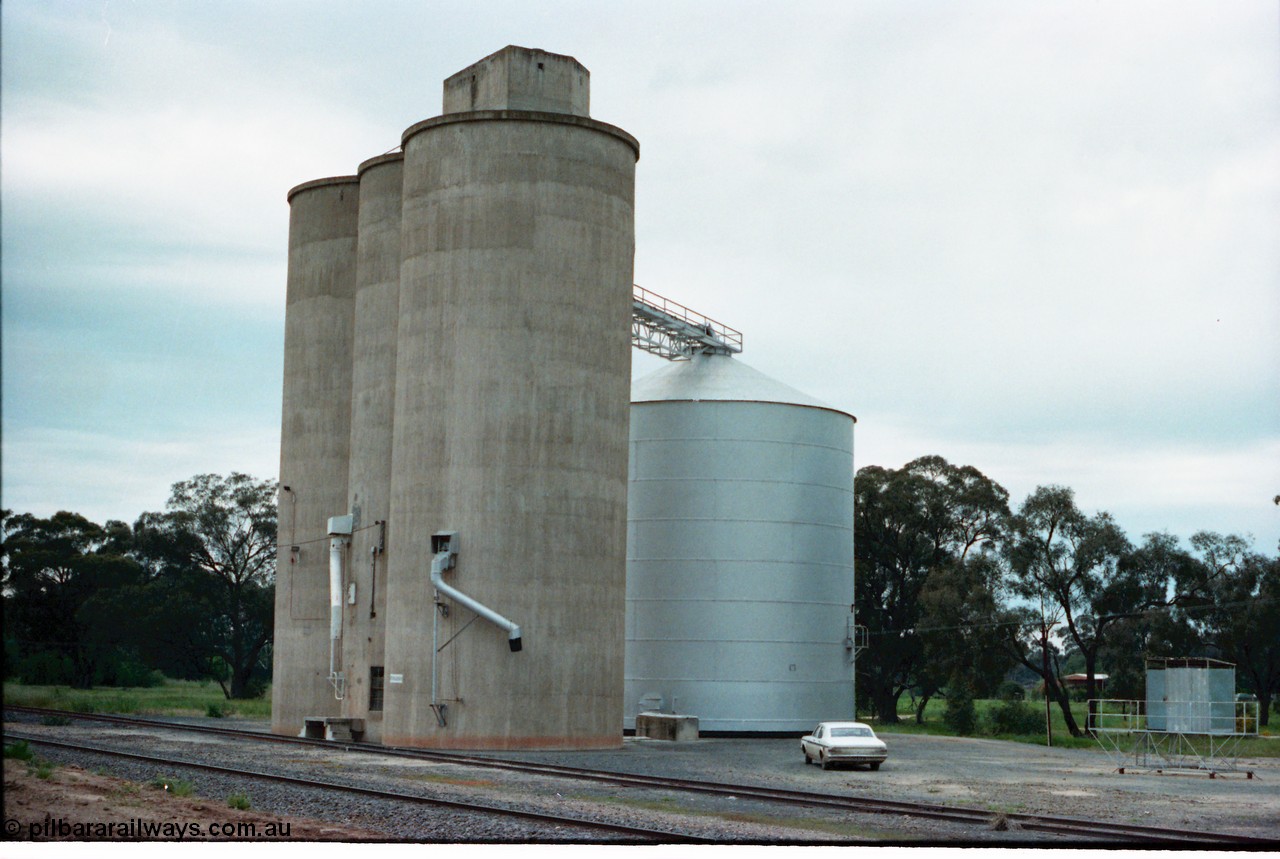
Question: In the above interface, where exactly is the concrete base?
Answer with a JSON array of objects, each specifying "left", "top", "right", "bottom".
[
  {"left": 302, "top": 717, "right": 365, "bottom": 742},
  {"left": 635, "top": 712, "right": 699, "bottom": 742}
]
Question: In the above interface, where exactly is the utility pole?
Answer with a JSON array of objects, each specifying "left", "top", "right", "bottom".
[
  {"left": 1039, "top": 597, "right": 1055, "bottom": 748},
  {"left": 1041, "top": 616, "right": 1053, "bottom": 747}
]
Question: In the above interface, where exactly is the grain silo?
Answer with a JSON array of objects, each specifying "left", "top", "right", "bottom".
[
  {"left": 333, "top": 153, "right": 403, "bottom": 743},
  {"left": 378, "top": 46, "right": 639, "bottom": 749},
  {"left": 272, "top": 176, "right": 359, "bottom": 736},
  {"left": 625, "top": 351, "right": 856, "bottom": 733}
]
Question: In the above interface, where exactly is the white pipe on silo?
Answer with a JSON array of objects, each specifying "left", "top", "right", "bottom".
[
  {"left": 429, "top": 552, "right": 522, "bottom": 652},
  {"left": 428, "top": 532, "right": 522, "bottom": 727},
  {"left": 327, "top": 516, "right": 354, "bottom": 699}
]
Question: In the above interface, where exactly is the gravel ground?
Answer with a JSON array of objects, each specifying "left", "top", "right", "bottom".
[{"left": 5, "top": 712, "right": 1277, "bottom": 845}]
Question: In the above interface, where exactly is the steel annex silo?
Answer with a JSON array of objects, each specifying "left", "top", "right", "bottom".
[
  {"left": 381, "top": 46, "right": 639, "bottom": 748},
  {"left": 272, "top": 176, "right": 360, "bottom": 736},
  {"left": 625, "top": 352, "right": 856, "bottom": 732}
]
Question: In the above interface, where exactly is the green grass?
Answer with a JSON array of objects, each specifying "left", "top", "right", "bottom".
[
  {"left": 3, "top": 678, "right": 272, "bottom": 719},
  {"left": 149, "top": 776, "right": 195, "bottom": 796},
  {"left": 4, "top": 740, "right": 35, "bottom": 761},
  {"left": 226, "top": 792, "right": 251, "bottom": 810},
  {"left": 868, "top": 698, "right": 1280, "bottom": 756}
]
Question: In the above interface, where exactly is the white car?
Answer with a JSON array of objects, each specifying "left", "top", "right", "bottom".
[{"left": 801, "top": 721, "right": 888, "bottom": 771}]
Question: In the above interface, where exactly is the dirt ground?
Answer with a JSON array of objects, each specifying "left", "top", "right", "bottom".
[{"left": 2, "top": 759, "right": 382, "bottom": 841}]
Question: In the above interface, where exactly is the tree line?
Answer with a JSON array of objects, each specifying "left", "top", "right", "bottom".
[
  {"left": 2, "top": 473, "right": 276, "bottom": 699},
  {"left": 855, "top": 455, "right": 1280, "bottom": 732},
  {"left": 5, "top": 460, "right": 1277, "bottom": 727}
]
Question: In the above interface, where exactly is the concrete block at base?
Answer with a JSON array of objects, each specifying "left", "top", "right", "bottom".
[{"left": 636, "top": 712, "right": 699, "bottom": 741}]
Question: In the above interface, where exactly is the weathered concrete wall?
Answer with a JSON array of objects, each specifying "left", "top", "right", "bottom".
[
  {"left": 275, "top": 46, "right": 638, "bottom": 750},
  {"left": 382, "top": 72, "right": 638, "bottom": 748},
  {"left": 443, "top": 46, "right": 589, "bottom": 117},
  {"left": 338, "top": 153, "right": 403, "bottom": 743},
  {"left": 272, "top": 176, "right": 359, "bottom": 736}
]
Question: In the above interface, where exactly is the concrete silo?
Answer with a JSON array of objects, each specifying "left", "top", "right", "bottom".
[
  {"left": 333, "top": 153, "right": 403, "bottom": 743},
  {"left": 380, "top": 46, "right": 639, "bottom": 748},
  {"left": 625, "top": 352, "right": 856, "bottom": 732},
  {"left": 272, "top": 176, "right": 359, "bottom": 736}
]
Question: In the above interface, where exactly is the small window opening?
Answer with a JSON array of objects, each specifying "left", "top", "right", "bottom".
[{"left": 369, "top": 666, "right": 385, "bottom": 712}]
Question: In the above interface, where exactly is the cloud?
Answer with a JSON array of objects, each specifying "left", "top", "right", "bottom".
[
  {"left": 2, "top": 425, "right": 280, "bottom": 526},
  {"left": 858, "top": 415, "right": 1280, "bottom": 548},
  {"left": 1, "top": 0, "right": 1276, "bottom": 556}
]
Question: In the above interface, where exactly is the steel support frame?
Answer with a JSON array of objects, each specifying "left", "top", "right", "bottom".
[{"left": 1088, "top": 698, "right": 1258, "bottom": 778}]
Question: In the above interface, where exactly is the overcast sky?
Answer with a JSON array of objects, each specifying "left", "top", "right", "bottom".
[{"left": 3, "top": 1, "right": 1277, "bottom": 552}]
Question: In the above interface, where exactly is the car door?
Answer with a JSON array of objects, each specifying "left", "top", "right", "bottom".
[{"left": 809, "top": 724, "right": 824, "bottom": 755}]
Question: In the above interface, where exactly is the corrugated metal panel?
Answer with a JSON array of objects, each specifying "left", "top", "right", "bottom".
[
  {"left": 631, "top": 351, "right": 852, "bottom": 418},
  {"left": 1147, "top": 665, "right": 1236, "bottom": 734},
  {"left": 625, "top": 354, "right": 855, "bottom": 732}
]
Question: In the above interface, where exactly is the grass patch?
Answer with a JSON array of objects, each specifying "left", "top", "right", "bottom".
[
  {"left": 227, "top": 792, "right": 251, "bottom": 810},
  {"left": 403, "top": 772, "right": 498, "bottom": 789},
  {"left": 32, "top": 759, "right": 56, "bottom": 779},
  {"left": 3, "top": 679, "right": 271, "bottom": 719},
  {"left": 149, "top": 776, "right": 195, "bottom": 797},
  {"left": 588, "top": 793, "right": 908, "bottom": 840},
  {"left": 4, "top": 740, "right": 35, "bottom": 761},
  {"left": 869, "top": 698, "right": 1280, "bottom": 756}
]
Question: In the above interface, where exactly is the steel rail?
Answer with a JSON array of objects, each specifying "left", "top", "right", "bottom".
[
  {"left": 5, "top": 731, "right": 712, "bottom": 844},
  {"left": 5, "top": 706, "right": 1271, "bottom": 846}
]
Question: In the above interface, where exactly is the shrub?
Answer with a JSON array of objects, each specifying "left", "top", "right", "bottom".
[
  {"left": 17, "top": 652, "right": 75, "bottom": 686},
  {"left": 33, "top": 759, "right": 55, "bottom": 779},
  {"left": 150, "top": 776, "right": 194, "bottom": 796},
  {"left": 996, "top": 681, "right": 1026, "bottom": 701},
  {"left": 206, "top": 703, "right": 225, "bottom": 718},
  {"left": 985, "top": 699, "right": 1044, "bottom": 735},
  {"left": 943, "top": 680, "right": 978, "bottom": 735},
  {"left": 227, "top": 792, "right": 251, "bottom": 810},
  {"left": 4, "top": 741, "right": 34, "bottom": 761}
]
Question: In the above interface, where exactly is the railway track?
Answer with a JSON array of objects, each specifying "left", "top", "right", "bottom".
[
  {"left": 5, "top": 706, "right": 1271, "bottom": 846},
  {"left": 3, "top": 730, "right": 711, "bottom": 843}
]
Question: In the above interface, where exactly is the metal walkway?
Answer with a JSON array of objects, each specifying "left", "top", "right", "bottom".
[{"left": 632, "top": 285, "right": 742, "bottom": 361}]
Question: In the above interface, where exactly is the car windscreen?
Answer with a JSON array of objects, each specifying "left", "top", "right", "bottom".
[{"left": 830, "top": 727, "right": 873, "bottom": 738}]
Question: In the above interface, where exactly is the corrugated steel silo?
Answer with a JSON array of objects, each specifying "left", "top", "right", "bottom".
[
  {"left": 625, "top": 352, "right": 856, "bottom": 732},
  {"left": 272, "top": 176, "right": 360, "bottom": 736},
  {"left": 382, "top": 46, "right": 639, "bottom": 748},
  {"left": 337, "top": 153, "right": 404, "bottom": 742}
]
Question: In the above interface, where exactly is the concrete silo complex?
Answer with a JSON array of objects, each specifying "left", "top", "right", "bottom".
[
  {"left": 625, "top": 352, "right": 857, "bottom": 733},
  {"left": 272, "top": 175, "right": 359, "bottom": 736},
  {"left": 272, "top": 46, "right": 638, "bottom": 748}
]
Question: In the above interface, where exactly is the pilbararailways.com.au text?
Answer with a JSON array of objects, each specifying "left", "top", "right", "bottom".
[{"left": 8, "top": 816, "right": 292, "bottom": 840}]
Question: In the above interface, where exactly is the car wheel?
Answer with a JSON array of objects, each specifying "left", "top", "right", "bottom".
[
  {"left": 870, "top": 762, "right": 881, "bottom": 771},
  {"left": 820, "top": 754, "right": 831, "bottom": 771},
  {"left": 803, "top": 753, "right": 811, "bottom": 765}
]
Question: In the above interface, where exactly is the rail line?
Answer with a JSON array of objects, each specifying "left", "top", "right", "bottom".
[
  {"left": 5, "top": 706, "right": 1271, "bottom": 846},
  {"left": 4, "top": 731, "right": 711, "bottom": 844}
]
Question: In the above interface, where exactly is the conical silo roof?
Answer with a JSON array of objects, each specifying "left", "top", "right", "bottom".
[{"left": 631, "top": 352, "right": 854, "bottom": 420}]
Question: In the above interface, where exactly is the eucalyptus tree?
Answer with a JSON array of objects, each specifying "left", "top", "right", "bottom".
[
  {"left": 854, "top": 456, "right": 1010, "bottom": 723},
  {"left": 1, "top": 510, "right": 144, "bottom": 687},
  {"left": 133, "top": 473, "right": 277, "bottom": 698},
  {"left": 1175, "top": 533, "right": 1280, "bottom": 727},
  {"left": 1001, "top": 486, "right": 1141, "bottom": 736}
]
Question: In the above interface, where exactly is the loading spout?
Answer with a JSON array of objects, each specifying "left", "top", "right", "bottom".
[{"left": 429, "top": 532, "right": 522, "bottom": 652}]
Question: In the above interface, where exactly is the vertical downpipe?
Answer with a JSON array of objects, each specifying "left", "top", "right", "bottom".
[{"left": 328, "top": 515, "right": 354, "bottom": 699}]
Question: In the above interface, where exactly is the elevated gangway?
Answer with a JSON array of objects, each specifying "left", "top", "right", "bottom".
[{"left": 632, "top": 285, "right": 743, "bottom": 361}]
